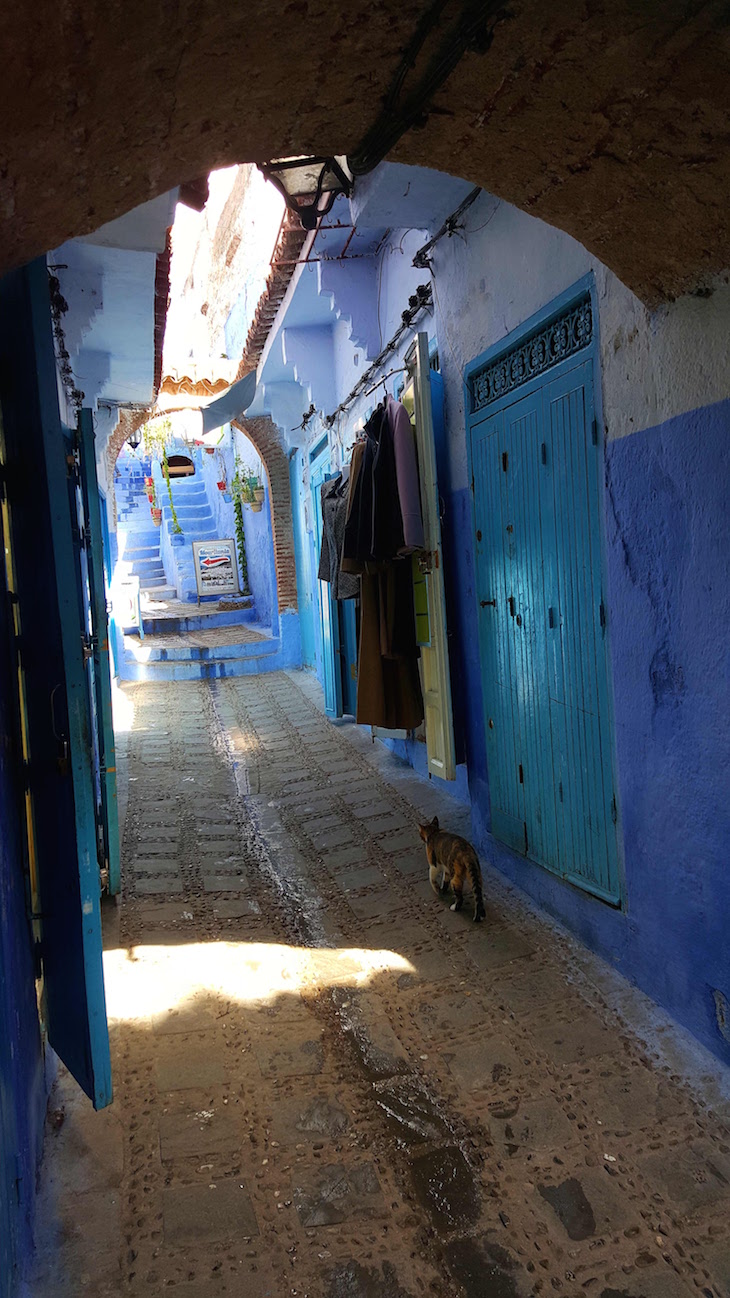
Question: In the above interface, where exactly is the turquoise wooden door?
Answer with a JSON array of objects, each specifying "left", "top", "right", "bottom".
[
  {"left": 310, "top": 455, "right": 342, "bottom": 718},
  {"left": 0, "top": 259, "right": 112, "bottom": 1108},
  {"left": 468, "top": 286, "right": 620, "bottom": 903},
  {"left": 78, "top": 409, "right": 121, "bottom": 896}
]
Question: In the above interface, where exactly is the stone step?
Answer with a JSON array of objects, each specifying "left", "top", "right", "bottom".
[
  {"left": 128, "top": 561, "right": 165, "bottom": 578},
  {"left": 171, "top": 504, "right": 212, "bottom": 518},
  {"left": 140, "top": 575, "right": 169, "bottom": 589},
  {"left": 164, "top": 518, "right": 216, "bottom": 537},
  {"left": 122, "top": 545, "right": 159, "bottom": 560},
  {"left": 125, "top": 635, "right": 276, "bottom": 664},
  {"left": 141, "top": 585, "right": 177, "bottom": 602},
  {"left": 120, "top": 529, "right": 160, "bottom": 547},
  {"left": 141, "top": 605, "right": 255, "bottom": 635},
  {"left": 120, "top": 644, "right": 284, "bottom": 682}
]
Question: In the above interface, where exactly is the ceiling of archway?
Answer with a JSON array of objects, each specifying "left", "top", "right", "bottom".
[{"left": 3, "top": 0, "right": 728, "bottom": 302}]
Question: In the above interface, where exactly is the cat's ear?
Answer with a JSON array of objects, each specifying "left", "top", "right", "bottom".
[
  {"left": 430, "top": 816, "right": 440, "bottom": 831},
  {"left": 418, "top": 822, "right": 428, "bottom": 841}
]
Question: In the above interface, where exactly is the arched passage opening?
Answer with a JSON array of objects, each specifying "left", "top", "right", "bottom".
[{"left": 3, "top": 1, "right": 729, "bottom": 303}]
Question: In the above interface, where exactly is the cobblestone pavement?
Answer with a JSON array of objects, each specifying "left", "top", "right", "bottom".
[{"left": 29, "top": 671, "right": 730, "bottom": 1298}]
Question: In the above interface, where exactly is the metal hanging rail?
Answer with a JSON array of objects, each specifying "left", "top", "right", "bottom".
[{"left": 323, "top": 283, "right": 433, "bottom": 426}]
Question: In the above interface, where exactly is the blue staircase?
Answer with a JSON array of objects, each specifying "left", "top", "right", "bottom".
[
  {"left": 161, "top": 474, "right": 228, "bottom": 601},
  {"left": 114, "top": 456, "right": 298, "bottom": 681}
]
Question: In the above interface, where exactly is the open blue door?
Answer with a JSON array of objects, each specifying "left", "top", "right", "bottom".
[
  {"left": 310, "top": 453, "right": 343, "bottom": 718},
  {"left": 0, "top": 259, "right": 112, "bottom": 1109},
  {"left": 78, "top": 409, "right": 121, "bottom": 896}
]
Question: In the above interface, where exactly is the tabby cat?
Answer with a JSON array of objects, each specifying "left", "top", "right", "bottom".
[{"left": 418, "top": 816, "right": 486, "bottom": 923}]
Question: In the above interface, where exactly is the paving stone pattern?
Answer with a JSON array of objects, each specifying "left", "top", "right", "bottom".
[{"left": 29, "top": 671, "right": 730, "bottom": 1298}]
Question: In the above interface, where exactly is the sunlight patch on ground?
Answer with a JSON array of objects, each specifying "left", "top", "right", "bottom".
[
  {"left": 110, "top": 678, "right": 135, "bottom": 733},
  {"left": 103, "top": 941, "right": 414, "bottom": 1024}
]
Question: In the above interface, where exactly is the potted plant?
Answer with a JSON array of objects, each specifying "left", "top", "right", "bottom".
[
  {"left": 204, "top": 445, "right": 215, "bottom": 455},
  {"left": 217, "top": 479, "right": 227, "bottom": 491},
  {"left": 151, "top": 506, "right": 162, "bottom": 526},
  {"left": 144, "top": 475, "right": 154, "bottom": 502}
]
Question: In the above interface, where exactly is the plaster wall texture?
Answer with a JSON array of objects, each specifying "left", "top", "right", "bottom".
[
  {"left": 426, "top": 192, "right": 730, "bottom": 489},
  {"left": 50, "top": 242, "right": 158, "bottom": 407}
]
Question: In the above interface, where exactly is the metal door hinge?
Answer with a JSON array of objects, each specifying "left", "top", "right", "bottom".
[
  {"left": 592, "top": 418, "right": 599, "bottom": 446},
  {"left": 507, "top": 595, "right": 515, "bottom": 618},
  {"left": 470, "top": 472, "right": 475, "bottom": 494},
  {"left": 541, "top": 442, "right": 547, "bottom": 465},
  {"left": 502, "top": 451, "right": 508, "bottom": 472},
  {"left": 611, "top": 795, "right": 617, "bottom": 824},
  {"left": 518, "top": 763, "right": 524, "bottom": 784},
  {"left": 599, "top": 600, "right": 606, "bottom": 630},
  {"left": 480, "top": 598, "right": 496, "bottom": 608}
]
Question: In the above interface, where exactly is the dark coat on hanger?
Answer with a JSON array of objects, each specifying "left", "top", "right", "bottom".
[{"left": 318, "top": 475, "right": 360, "bottom": 600}]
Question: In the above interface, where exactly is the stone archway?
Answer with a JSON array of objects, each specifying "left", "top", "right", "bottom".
[
  {"left": 3, "top": 1, "right": 730, "bottom": 303},
  {"left": 233, "top": 415, "right": 297, "bottom": 613},
  {"left": 105, "top": 408, "right": 150, "bottom": 526}
]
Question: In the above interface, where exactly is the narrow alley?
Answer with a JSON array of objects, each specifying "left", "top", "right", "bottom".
[{"left": 29, "top": 671, "right": 730, "bottom": 1298}]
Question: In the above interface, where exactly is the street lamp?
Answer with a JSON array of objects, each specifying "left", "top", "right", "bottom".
[{"left": 258, "top": 156, "right": 352, "bottom": 230}]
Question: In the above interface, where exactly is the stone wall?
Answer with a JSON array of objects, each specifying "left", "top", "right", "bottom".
[{"left": 3, "top": 1, "right": 729, "bottom": 302}]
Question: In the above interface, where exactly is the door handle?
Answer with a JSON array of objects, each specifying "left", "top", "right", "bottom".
[
  {"left": 507, "top": 595, "right": 515, "bottom": 617},
  {"left": 480, "top": 599, "right": 496, "bottom": 608}
]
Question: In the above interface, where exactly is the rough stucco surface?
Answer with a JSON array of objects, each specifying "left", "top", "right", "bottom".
[{"left": 2, "top": 1, "right": 729, "bottom": 301}]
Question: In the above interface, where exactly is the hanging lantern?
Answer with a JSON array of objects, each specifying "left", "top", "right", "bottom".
[{"left": 258, "top": 156, "right": 352, "bottom": 231}]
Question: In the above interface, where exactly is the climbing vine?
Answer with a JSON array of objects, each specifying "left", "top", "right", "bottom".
[
  {"left": 161, "top": 450, "right": 183, "bottom": 534},
  {"left": 231, "top": 454, "right": 250, "bottom": 593},
  {"left": 142, "top": 416, "right": 183, "bottom": 534},
  {"left": 233, "top": 492, "right": 250, "bottom": 594}
]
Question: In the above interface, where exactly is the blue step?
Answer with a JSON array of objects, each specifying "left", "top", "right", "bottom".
[
  {"left": 123, "top": 545, "right": 158, "bottom": 561},
  {"left": 122, "top": 530, "right": 160, "bottom": 548},
  {"left": 120, "top": 644, "right": 284, "bottom": 682},
  {"left": 142, "top": 606, "right": 255, "bottom": 635},
  {"left": 128, "top": 636, "right": 276, "bottom": 664}
]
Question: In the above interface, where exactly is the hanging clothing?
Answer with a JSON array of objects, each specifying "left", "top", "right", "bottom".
[
  {"left": 371, "top": 404, "right": 405, "bottom": 562},
  {"left": 342, "top": 408, "right": 380, "bottom": 566},
  {"left": 385, "top": 395, "right": 425, "bottom": 554},
  {"left": 356, "top": 564, "right": 424, "bottom": 731},
  {"left": 340, "top": 439, "right": 366, "bottom": 576},
  {"left": 317, "top": 475, "right": 359, "bottom": 600}
]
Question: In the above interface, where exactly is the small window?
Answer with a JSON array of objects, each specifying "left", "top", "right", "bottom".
[{"left": 166, "top": 455, "right": 195, "bottom": 478}]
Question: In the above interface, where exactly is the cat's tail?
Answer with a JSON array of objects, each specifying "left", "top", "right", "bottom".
[{"left": 468, "top": 854, "right": 486, "bottom": 923}]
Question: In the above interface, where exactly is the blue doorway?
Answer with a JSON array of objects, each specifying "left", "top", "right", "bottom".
[{"left": 466, "top": 279, "right": 621, "bottom": 904}]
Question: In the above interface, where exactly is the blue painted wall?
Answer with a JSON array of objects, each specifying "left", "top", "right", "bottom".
[
  {"left": 449, "top": 398, "right": 730, "bottom": 1064},
  {"left": 254, "top": 163, "right": 730, "bottom": 1063},
  {"left": 0, "top": 540, "right": 47, "bottom": 1294}
]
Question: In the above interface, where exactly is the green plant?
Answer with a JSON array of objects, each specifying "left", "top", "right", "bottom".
[
  {"left": 230, "top": 453, "right": 251, "bottom": 592},
  {"left": 161, "top": 451, "right": 183, "bottom": 535},
  {"left": 233, "top": 492, "right": 250, "bottom": 594},
  {"left": 231, "top": 453, "right": 259, "bottom": 505}
]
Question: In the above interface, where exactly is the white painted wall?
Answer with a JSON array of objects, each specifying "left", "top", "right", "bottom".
[{"left": 425, "top": 192, "right": 730, "bottom": 487}]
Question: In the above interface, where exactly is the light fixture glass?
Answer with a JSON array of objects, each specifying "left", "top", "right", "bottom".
[{"left": 259, "top": 156, "right": 352, "bottom": 230}]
